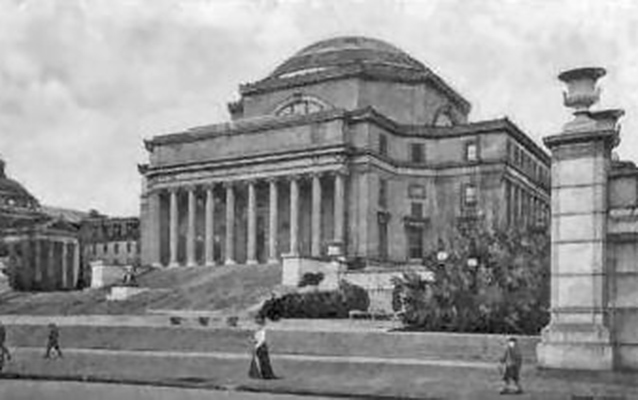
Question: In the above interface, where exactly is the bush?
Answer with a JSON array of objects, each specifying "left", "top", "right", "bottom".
[
  {"left": 392, "top": 226, "right": 550, "bottom": 335},
  {"left": 259, "top": 280, "right": 370, "bottom": 319},
  {"left": 298, "top": 272, "right": 324, "bottom": 287}
]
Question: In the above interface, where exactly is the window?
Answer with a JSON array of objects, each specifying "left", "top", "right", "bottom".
[
  {"left": 114, "top": 243, "right": 119, "bottom": 254},
  {"left": 378, "top": 216, "right": 388, "bottom": 260},
  {"left": 276, "top": 99, "right": 323, "bottom": 116},
  {"left": 378, "top": 178, "right": 388, "bottom": 208},
  {"left": 465, "top": 141, "right": 478, "bottom": 162},
  {"left": 406, "top": 226, "right": 423, "bottom": 259},
  {"left": 463, "top": 184, "right": 477, "bottom": 206},
  {"left": 410, "top": 143, "right": 425, "bottom": 163},
  {"left": 379, "top": 134, "right": 388, "bottom": 156},
  {"left": 127, "top": 242, "right": 132, "bottom": 253},
  {"left": 410, "top": 202, "right": 424, "bottom": 218},
  {"left": 408, "top": 184, "right": 426, "bottom": 199},
  {"left": 103, "top": 244, "right": 108, "bottom": 253}
]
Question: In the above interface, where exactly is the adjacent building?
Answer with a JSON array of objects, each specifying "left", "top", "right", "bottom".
[
  {"left": 0, "top": 158, "right": 81, "bottom": 290},
  {"left": 80, "top": 216, "right": 140, "bottom": 266},
  {"left": 139, "top": 36, "right": 550, "bottom": 268}
]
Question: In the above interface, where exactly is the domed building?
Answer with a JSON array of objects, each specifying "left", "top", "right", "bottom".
[
  {"left": 0, "top": 158, "right": 41, "bottom": 226},
  {"left": 0, "top": 157, "right": 81, "bottom": 291},
  {"left": 139, "top": 36, "right": 550, "bottom": 269}
]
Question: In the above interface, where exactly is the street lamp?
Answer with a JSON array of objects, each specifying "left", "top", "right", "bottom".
[{"left": 436, "top": 239, "right": 448, "bottom": 263}]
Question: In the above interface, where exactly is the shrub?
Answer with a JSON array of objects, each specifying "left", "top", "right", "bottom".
[
  {"left": 392, "top": 226, "right": 550, "bottom": 335},
  {"left": 259, "top": 280, "right": 370, "bottom": 319},
  {"left": 298, "top": 272, "right": 324, "bottom": 287}
]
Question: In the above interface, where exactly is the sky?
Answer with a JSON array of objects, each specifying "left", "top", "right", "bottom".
[{"left": 0, "top": 0, "right": 637, "bottom": 217}]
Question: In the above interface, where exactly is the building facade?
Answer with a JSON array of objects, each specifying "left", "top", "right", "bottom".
[
  {"left": 0, "top": 157, "right": 81, "bottom": 291},
  {"left": 139, "top": 36, "right": 550, "bottom": 268},
  {"left": 80, "top": 216, "right": 140, "bottom": 266}
]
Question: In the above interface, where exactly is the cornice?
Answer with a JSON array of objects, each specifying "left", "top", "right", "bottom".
[
  {"left": 543, "top": 129, "right": 619, "bottom": 149},
  {"left": 148, "top": 109, "right": 347, "bottom": 147},
  {"left": 239, "top": 64, "right": 471, "bottom": 114}
]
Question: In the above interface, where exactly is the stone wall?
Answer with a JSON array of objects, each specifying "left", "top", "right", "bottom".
[{"left": 607, "top": 170, "right": 638, "bottom": 369}]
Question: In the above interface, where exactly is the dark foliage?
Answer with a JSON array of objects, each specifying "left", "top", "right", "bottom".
[
  {"left": 259, "top": 280, "right": 370, "bottom": 319},
  {"left": 298, "top": 272, "right": 324, "bottom": 287},
  {"left": 392, "top": 226, "right": 550, "bottom": 335}
]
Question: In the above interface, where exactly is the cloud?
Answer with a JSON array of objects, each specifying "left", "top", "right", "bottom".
[{"left": 0, "top": 0, "right": 637, "bottom": 216}]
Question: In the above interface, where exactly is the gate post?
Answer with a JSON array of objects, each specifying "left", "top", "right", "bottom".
[{"left": 537, "top": 67, "right": 624, "bottom": 370}]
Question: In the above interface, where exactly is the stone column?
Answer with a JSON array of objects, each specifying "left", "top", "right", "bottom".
[
  {"left": 73, "top": 240, "right": 80, "bottom": 288},
  {"left": 537, "top": 67, "right": 623, "bottom": 370},
  {"left": 224, "top": 183, "right": 236, "bottom": 265},
  {"left": 34, "top": 238, "right": 42, "bottom": 286},
  {"left": 168, "top": 188, "right": 179, "bottom": 268},
  {"left": 204, "top": 184, "right": 215, "bottom": 267},
  {"left": 311, "top": 173, "right": 322, "bottom": 257},
  {"left": 267, "top": 178, "right": 279, "bottom": 264},
  {"left": 61, "top": 240, "right": 68, "bottom": 289},
  {"left": 48, "top": 239, "right": 55, "bottom": 290},
  {"left": 333, "top": 171, "right": 346, "bottom": 245},
  {"left": 246, "top": 180, "right": 258, "bottom": 265},
  {"left": 186, "top": 186, "right": 197, "bottom": 267},
  {"left": 289, "top": 176, "right": 300, "bottom": 256},
  {"left": 141, "top": 189, "right": 161, "bottom": 268}
]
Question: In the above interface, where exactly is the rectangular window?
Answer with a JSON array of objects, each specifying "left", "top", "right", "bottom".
[
  {"left": 410, "top": 143, "right": 425, "bottom": 164},
  {"left": 465, "top": 141, "right": 478, "bottom": 162},
  {"left": 408, "top": 184, "right": 426, "bottom": 199},
  {"left": 378, "top": 217, "right": 388, "bottom": 260},
  {"left": 103, "top": 243, "right": 108, "bottom": 253},
  {"left": 378, "top": 178, "right": 387, "bottom": 208},
  {"left": 406, "top": 226, "right": 423, "bottom": 259},
  {"left": 379, "top": 134, "right": 388, "bottom": 156},
  {"left": 114, "top": 243, "right": 119, "bottom": 254},
  {"left": 463, "top": 184, "right": 477, "bottom": 206},
  {"left": 410, "top": 202, "right": 424, "bottom": 218},
  {"left": 127, "top": 242, "right": 132, "bottom": 253}
]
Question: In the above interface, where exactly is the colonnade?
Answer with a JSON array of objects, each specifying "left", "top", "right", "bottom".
[
  {"left": 156, "top": 171, "right": 346, "bottom": 267},
  {"left": 5, "top": 236, "right": 80, "bottom": 290}
]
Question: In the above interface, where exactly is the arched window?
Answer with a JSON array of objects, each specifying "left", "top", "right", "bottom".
[
  {"left": 433, "top": 105, "right": 456, "bottom": 127},
  {"left": 274, "top": 95, "right": 326, "bottom": 117}
]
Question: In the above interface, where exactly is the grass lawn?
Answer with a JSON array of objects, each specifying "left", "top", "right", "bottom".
[
  {"left": 2, "top": 349, "right": 637, "bottom": 400},
  {"left": 0, "top": 264, "right": 282, "bottom": 315}
]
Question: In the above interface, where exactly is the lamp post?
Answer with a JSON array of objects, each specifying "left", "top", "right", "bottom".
[{"left": 436, "top": 239, "right": 448, "bottom": 265}]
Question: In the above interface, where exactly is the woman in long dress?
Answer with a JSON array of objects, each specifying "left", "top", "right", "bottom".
[{"left": 248, "top": 316, "right": 277, "bottom": 379}]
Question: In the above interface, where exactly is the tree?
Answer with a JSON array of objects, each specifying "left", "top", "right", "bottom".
[{"left": 392, "top": 225, "right": 550, "bottom": 335}]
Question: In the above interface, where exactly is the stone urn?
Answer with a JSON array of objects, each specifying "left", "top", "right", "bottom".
[{"left": 559, "top": 67, "right": 606, "bottom": 113}]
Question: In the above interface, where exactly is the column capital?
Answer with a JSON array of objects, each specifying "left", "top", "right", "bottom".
[
  {"left": 203, "top": 182, "right": 217, "bottom": 192},
  {"left": 266, "top": 176, "right": 280, "bottom": 184},
  {"left": 222, "top": 181, "right": 235, "bottom": 189},
  {"left": 330, "top": 168, "right": 349, "bottom": 177},
  {"left": 167, "top": 186, "right": 180, "bottom": 194}
]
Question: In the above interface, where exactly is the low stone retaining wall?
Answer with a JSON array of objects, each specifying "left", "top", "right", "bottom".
[{"left": 2, "top": 323, "right": 539, "bottom": 363}]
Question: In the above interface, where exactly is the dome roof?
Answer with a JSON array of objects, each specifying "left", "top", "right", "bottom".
[
  {"left": 269, "top": 36, "right": 426, "bottom": 78},
  {"left": 0, "top": 159, "right": 38, "bottom": 205}
]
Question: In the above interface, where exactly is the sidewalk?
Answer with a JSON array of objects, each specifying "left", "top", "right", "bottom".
[{"left": 1, "top": 347, "right": 636, "bottom": 399}]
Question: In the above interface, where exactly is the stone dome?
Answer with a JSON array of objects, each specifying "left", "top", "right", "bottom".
[
  {"left": 269, "top": 36, "right": 427, "bottom": 78},
  {"left": 0, "top": 158, "right": 39, "bottom": 209}
]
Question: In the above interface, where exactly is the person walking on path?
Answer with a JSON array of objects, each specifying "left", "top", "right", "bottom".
[
  {"left": 248, "top": 316, "right": 277, "bottom": 379},
  {"left": 44, "top": 323, "right": 63, "bottom": 359},
  {"left": 0, "top": 321, "right": 12, "bottom": 372},
  {"left": 499, "top": 337, "right": 523, "bottom": 395}
]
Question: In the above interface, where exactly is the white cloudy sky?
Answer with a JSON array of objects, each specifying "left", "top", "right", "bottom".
[{"left": 0, "top": 0, "right": 637, "bottom": 216}]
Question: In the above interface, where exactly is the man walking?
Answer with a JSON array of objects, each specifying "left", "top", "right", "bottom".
[
  {"left": 0, "top": 321, "right": 11, "bottom": 372},
  {"left": 44, "top": 323, "right": 63, "bottom": 359}
]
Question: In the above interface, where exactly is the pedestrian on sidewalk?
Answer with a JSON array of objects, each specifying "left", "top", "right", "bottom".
[
  {"left": 499, "top": 337, "right": 523, "bottom": 395},
  {"left": 248, "top": 315, "right": 277, "bottom": 380},
  {"left": 43, "top": 323, "right": 63, "bottom": 359},
  {"left": 0, "top": 321, "right": 12, "bottom": 372}
]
